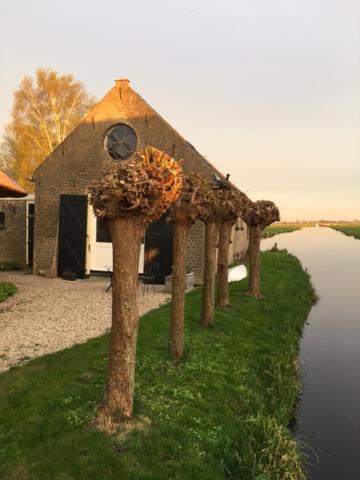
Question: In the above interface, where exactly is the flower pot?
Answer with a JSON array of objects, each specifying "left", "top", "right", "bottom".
[{"left": 164, "top": 272, "right": 195, "bottom": 293}]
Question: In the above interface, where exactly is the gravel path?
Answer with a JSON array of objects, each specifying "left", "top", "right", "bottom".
[{"left": 0, "top": 272, "right": 169, "bottom": 373}]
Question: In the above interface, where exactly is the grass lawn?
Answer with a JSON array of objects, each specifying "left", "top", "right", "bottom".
[
  {"left": 262, "top": 224, "right": 303, "bottom": 239},
  {"left": 0, "top": 252, "right": 315, "bottom": 480},
  {"left": 0, "top": 282, "right": 17, "bottom": 302},
  {"left": 329, "top": 223, "right": 360, "bottom": 240}
]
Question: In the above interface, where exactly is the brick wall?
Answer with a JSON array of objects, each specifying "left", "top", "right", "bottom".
[
  {"left": 33, "top": 80, "right": 240, "bottom": 277},
  {"left": 0, "top": 200, "right": 27, "bottom": 267},
  {"left": 186, "top": 220, "right": 205, "bottom": 285},
  {"left": 186, "top": 218, "right": 249, "bottom": 285}
]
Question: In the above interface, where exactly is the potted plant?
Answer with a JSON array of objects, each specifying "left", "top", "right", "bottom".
[{"left": 165, "top": 266, "right": 194, "bottom": 293}]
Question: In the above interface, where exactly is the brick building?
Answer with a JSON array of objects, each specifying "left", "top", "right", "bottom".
[
  {"left": 0, "top": 195, "right": 35, "bottom": 268},
  {"left": 33, "top": 80, "right": 248, "bottom": 283}
]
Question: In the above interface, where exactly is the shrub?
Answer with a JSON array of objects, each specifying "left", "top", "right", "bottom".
[
  {"left": 0, "top": 261, "right": 19, "bottom": 271},
  {"left": 0, "top": 282, "right": 17, "bottom": 302}
]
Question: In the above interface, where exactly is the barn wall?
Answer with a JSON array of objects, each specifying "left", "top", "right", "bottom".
[
  {"left": 33, "top": 80, "right": 239, "bottom": 277},
  {"left": 229, "top": 219, "right": 249, "bottom": 264},
  {"left": 186, "top": 220, "right": 205, "bottom": 285},
  {"left": 0, "top": 199, "right": 27, "bottom": 268}
]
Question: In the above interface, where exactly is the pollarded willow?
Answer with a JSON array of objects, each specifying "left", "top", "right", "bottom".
[
  {"left": 167, "top": 172, "right": 213, "bottom": 358},
  {"left": 196, "top": 179, "right": 228, "bottom": 327},
  {"left": 242, "top": 200, "right": 280, "bottom": 298},
  {"left": 215, "top": 188, "right": 251, "bottom": 307},
  {"left": 89, "top": 146, "right": 182, "bottom": 430}
]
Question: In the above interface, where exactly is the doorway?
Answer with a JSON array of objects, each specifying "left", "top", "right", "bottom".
[{"left": 58, "top": 194, "right": 88, "bottom": 278}]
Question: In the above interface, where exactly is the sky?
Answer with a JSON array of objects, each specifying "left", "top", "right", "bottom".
[{"left": 0, "top": 0, "right": 359, "bottom": 220}]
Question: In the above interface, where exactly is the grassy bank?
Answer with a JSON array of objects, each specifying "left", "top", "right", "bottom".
[
  {"left": 0, "top": 282, "right": 17, "bottom": 302},
  {"left": 0, "top": 252, "right": 315, "bottom": 480},
  {"left": 329, "top": 223, "right": 360, "bottom": 240},
  {"left": 262, "top": 224, "right": 303, "bottom": 238}
]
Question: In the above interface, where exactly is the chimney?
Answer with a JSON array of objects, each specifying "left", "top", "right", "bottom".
[
  {"left": 115, "top": 79, "right": 130, "bottom": 89},
  {"left": 115, "top": 79, "right": 130, "bottom": 100}
]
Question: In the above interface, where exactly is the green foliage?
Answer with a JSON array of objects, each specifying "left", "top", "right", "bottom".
[
  {"left": 0, "top": 252, "right": 315, "bottom": 479},
  {"left": 330, "top": 224, "right": 360, "bottom": 240},
  {"left": 263, "top": 225, "right": 302, "bottom": 238},
  {"left": 0, "top": 282, "right": 17, "bottom": 302},
  {"left": 0, "top": 261, "right": 19, "bottom": 271}
]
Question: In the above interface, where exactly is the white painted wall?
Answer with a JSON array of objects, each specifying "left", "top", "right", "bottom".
[{"left": 88, "top": 212, "right": 144, "bottom": 273}]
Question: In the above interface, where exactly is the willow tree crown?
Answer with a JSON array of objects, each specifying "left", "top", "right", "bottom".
[
  {"left": 214, "top": 189, "right": 251, "bottom": 223},
  {"left": 242, "top": 200, "right": 280, "bottom": 228},
  {"left": 89, "top": 146, "right": 182, "bottom": 223},
  {"left": 167, "top": 172, "right": 215, "bottom": 226}
]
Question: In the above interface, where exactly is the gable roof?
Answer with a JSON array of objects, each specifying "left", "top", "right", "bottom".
[
  {"left": 127, "top": 82, "right": 227, "bottom": 181},
  {"left": 34, "top": 79, "right": 232, "bottom": 187},
  {"left": 0, "top": 170, "right": 27, "bottom": 198}
]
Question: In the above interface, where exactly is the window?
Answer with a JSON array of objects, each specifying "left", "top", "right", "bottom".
[
  {"left": 104, "top": 124, "right": 137, "bottom": 160},
  {"left": 0, "top": 212, "right": 4, "bottom": 229},
  {"left": 96, "top": 218, "right": 111, "bottom": 243}
]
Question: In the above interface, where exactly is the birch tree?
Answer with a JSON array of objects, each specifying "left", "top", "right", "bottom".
[{"left": 1, "top": 68, "right": 95, "bottom": 190}]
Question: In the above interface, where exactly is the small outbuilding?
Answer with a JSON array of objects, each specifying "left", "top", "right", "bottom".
[
  {"left": 33, "top": 80, "right": 248, "bottom": 283},
  {"left": 0, "top": 170, "right": 32, "bottom": 269}
]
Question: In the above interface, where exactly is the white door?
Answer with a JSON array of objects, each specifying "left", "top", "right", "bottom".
[{"left": 90, "top": 214, "right": 144, "bottom": 273}]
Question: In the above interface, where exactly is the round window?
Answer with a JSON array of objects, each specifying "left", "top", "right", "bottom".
[{"left": 104, "top": 124, "right": 137, "bottom": 160}]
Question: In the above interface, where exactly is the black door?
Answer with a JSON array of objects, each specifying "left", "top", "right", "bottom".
[
  {"left": 144, "top": 216, "right": 174, "bottom": 284},
  {"left": 58, "top": 195, "right": 88, "bottom": 278},
  {"left": 27, "top": 203, "right": 35, "bottom": 267}
]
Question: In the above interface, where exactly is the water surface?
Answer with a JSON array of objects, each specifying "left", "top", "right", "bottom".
[{"left": 262, "top": 227, "right": 360, "bottom": 479}]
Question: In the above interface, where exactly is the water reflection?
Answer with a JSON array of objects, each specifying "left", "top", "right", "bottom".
[{"left": 262, "top": 227, "right": 360, "bottom": 479}]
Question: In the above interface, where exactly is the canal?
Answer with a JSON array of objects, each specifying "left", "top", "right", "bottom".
[{"left": 262, "top": 226, "right": 360, "bottom": 479}]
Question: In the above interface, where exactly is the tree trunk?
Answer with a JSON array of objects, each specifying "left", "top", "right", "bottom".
[
  {"left": 200, "top": 221, "right": 218, "bottom": 327},
  {"left": 94, "top": 217, "right": 144, "bottom": 431},
  {"left": 169, "top": 222, "right": 189, "bottom": 359},
  {"left": 248, "top": 224, "right": 262, "bottom": 298},
  {"left": 217, "top": 220, "right": 234, "bottom": 307}
]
